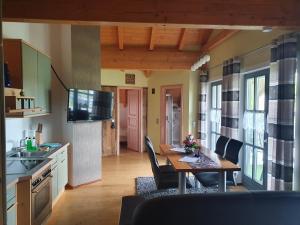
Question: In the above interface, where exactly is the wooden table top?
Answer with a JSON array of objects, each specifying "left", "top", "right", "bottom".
[{"left": 159, "top": 144, "right": 241, "bottom": 173}]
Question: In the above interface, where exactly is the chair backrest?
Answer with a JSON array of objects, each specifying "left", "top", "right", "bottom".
[
  {"left": 144, "top": 136, "right": 160, "bottom": 176},
  {"left": 224, "top": 139, "right": 243, "bottom": 164},
  {"left": 214, "top": 135, "right": 230, "bottom": 157},
  {"left": 132, "top": 191, "right": 300, "bottom": 225}
]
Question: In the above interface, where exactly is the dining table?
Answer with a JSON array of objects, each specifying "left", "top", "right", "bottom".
[{"left": 159, "top": 144, "right": 241, "bottom": 194}]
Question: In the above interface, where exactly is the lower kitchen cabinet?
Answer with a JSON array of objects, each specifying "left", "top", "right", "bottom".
[
  {"left": 7, "top": 185, "right": 17, "bottom": 225},
  {"left": 50, "top": 146, "right": 68, "bottom": 204}
]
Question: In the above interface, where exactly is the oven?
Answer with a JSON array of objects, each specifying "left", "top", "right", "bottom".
[{"left": 31, "top": 166, "right": 52, "bottom": 225}]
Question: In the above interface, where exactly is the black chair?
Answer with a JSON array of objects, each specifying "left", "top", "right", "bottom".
[
  {"left": 194, "top": 138, "right": 243, "bottom": 187},
  {"left": 214, "top": 135, "right": 230, "bottom": 157},
  {"left": 144, "top": 136, "right": 191, "bottom": 189}
]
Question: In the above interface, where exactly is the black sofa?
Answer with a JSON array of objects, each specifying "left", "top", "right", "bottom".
[{"left": 119, "top": 191, "right": 300, "bottom": 225}]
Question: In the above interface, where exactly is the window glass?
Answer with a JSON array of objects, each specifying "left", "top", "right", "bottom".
[
  {"left": 245, "top": 145, "right": 253, "bottom": 178},
  {"left": 246, "top": 78, "right": 255, "bottom": 110},
  {"left": 210, "top": 82, "right": 222, "bottom": 150},
  {"left": 256, "top": 76, "right": 265, "bottom": 111},
  {"left": 254, "top": 148, "right": 264, "bottom": 184}
]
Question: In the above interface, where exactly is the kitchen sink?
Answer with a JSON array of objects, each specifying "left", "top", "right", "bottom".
[{"left": 9, "top": 151, "right": 48, "bottom": 158}]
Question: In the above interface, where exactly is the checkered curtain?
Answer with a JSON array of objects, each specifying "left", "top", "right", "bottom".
[
  {"left": 267, "top": 33, "right": 298, "bottom": 191},
  {"left": 221, "top": 57, "right": 240, "bottom": 139},
  {"left": 198, "top": 72, "right": 208, "bottom": 147}
]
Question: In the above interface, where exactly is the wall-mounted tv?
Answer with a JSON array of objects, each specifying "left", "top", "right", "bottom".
[{"left": 67, "top": 88, "right": 114, "bottom": 122}]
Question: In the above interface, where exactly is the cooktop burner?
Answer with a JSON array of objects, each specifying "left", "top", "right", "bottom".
[{"left": 6, "top": 159, "right": 44, "bottom": 175}]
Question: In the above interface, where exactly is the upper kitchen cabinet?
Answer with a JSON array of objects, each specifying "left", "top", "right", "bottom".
[{"left": 3, "top": 39, "right": 52, "bottom": 117}]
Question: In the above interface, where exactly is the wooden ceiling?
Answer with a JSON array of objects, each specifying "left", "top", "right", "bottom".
[{"left": 101, "top": 25, "right": 239, "bottom": 70}]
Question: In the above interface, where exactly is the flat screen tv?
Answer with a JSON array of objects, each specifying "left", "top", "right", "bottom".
[{"left": 67, "top": 88, "right": 114, "bottom": 122}]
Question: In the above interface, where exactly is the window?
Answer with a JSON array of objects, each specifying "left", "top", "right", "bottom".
[
  {"left": 243, "top": 69, "right": 269, "bottom": 190},
  {"left": 210, "top": 81, "right": 222, "bottom": 150}
]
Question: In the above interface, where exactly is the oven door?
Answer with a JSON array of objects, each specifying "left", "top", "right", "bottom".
[{"left": 32, "top": 176, "right": 52, "bottom": 225}]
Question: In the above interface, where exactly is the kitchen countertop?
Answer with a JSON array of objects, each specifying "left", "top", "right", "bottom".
[{"left": 6, "top": 143, "right": 69, "bottom": 188}]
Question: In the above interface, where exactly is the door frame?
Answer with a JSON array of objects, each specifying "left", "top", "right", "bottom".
[
  {"left": 160, "top": 84, "right": 184, "bottom": 145},
  {"left": 242, "top": 68, "right": 270, "bottom": 190},
  {"left": 116, "top": 87, "right": 144, "bottom": 155}
]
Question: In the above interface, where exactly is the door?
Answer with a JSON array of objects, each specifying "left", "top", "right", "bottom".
[
  {"left": 127, "top": 89, "right": 140, "bottom": 151},
  {"left": 243, "top": 69, "right": 269, "bottom": 190},
  {"left": 166, "top": 95, "right": 173, "bottom": 145}
]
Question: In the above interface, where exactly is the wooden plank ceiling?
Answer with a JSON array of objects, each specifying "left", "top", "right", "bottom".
[
  {"left": 4, "top": 0, "right": 300, "bottom": 27},
  {"left": 101, "top": 25, "right": 239, "bottom": 70}
]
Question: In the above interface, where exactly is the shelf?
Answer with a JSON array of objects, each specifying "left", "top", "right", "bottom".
[
  {"left": 4, "top": 88, "right": 21, "bottom": 97},
  {"left": 16, "top": 96, "right": 35, "bottom": 100},
  {"left": 6, "top": 113, "right": 50, "bottom": 118}
]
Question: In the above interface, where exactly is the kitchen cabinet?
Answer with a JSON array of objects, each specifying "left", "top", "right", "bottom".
[
  {"left": 37, "top": 52, "right": 51, "bottom": 113},
  {"left": 7, "top": 185, "right": 17, "bottom": 225},
  {"left": 3, "top": 39, "right": 52, "bottom": 116},
  {"left": 49, "top": 146, "right": 68, "bottom": 204}
]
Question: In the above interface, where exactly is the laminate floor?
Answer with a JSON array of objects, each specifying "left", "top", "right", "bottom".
[{"left": 46, "top": 149, "right": 246, "bottom": 225}]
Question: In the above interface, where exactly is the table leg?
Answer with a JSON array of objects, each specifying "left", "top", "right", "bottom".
[
  {"left": 218, "top": 171, "right": 227, "bottom": 192},
  {"left": 178, "top": 172, "right": 186, "bottom": 194}
]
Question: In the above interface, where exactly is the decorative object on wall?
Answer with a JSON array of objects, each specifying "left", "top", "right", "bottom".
[
  {"left": 198, "top": 70, "right": 209, "bottom": 147},
  {"left": 267, "top": 33, "right": 298, "bottom": 191},
  {"left": 125, "top": 73, "right": 135, "bottom": 84},
  {"left": 152, "top": 88, "right": 155, "bottom": 94},
  {"left": 221, "top": 57, "right": 240, "bottom": 139}
]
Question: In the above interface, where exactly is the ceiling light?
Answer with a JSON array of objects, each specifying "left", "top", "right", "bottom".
[{"left": 191, "top": 54, "right": 210, "bottom": 71}]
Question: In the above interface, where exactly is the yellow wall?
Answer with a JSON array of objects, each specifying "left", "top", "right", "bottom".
[
  {"left": 101, "top": 69, "right": 148, "bottom": 87},
  {"left": 147, "top": 70, "right": 199, "bottom": 152},
  {"left": 208, "top": 29, "right": 291, "bottom": 81}
]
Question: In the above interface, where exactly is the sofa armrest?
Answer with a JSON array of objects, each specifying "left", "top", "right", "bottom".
[{"left": 119, "top": 195, "right": 145, "bottom": 225}]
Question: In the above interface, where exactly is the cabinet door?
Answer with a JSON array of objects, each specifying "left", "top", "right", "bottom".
[
  {"left": 7, "top": 204, "right": 17, "bottom": 225},
  {"left": 37, "top": 52, "right": 51, "bottom": 113},
  {"left": 22, "top": 43, "right": 38, "bottom": 99},
  {"left": 51, "top": 165, "right": 58, "bottom": 201},
  {"left": 58, "top": 150, "right": 68, "bottom": 191}
]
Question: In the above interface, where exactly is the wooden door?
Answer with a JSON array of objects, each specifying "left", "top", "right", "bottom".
[
  {"left": 102, "top": 86, "right": 117, "bottom": 156},
  {"left": 127, "top": 89, "right": 140, "bottom": 151}
]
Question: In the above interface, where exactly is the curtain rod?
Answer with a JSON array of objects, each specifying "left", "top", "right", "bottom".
[{"left": 208, "top": 43, "right": 271, "bottom": 71}]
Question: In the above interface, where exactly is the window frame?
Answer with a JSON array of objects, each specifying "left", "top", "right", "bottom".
[{"left": 210, "top": 80, "right": 222, "bottom": 151}]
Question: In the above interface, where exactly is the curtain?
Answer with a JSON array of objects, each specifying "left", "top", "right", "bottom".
[
  {"left": 198, "top": 71, "right": 208, "bottom": 147},
  {"left": 267, "top": 33, "right": 298, "bottom": 191},
  {"left": 221, "top": 57, "right": 241, "bottom": 139}
]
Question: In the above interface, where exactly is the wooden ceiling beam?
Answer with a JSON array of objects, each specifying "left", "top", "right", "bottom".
[
  {"left": 201, "top": 30, "right": 239, "bottom": 53},
  {"left": 117, "top": 26, "right": 124, "bottom": 50},
  {"left": 4, "top": 0, "right": 300, "bottom": 27},
  {"left": 200, "top": 29, "right": 213, "bottom": 46},
  {"left": 178, "top": 28, "right": 187, "bottom": 51},
  {"left": 149, "top": 27, "right": 156, "bottom": 50},
  {"left": 102, "top": 46, "right": 200, "bottom": 70}
]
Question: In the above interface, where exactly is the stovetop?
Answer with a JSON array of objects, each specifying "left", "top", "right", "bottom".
[{"left": 6, "top": 159, "right": 45, "bottom": 175}]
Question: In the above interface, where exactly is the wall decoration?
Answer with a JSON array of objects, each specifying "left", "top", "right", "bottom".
[{"left": 125, "top": 73, "right": 135, "bottom": 84}]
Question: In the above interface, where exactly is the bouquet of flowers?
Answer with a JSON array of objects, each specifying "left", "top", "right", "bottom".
[{"left": 183, "top": 134, "right": 199, "bottom": 153}]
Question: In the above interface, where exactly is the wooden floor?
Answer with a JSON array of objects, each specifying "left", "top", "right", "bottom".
[{"left": 46, "top": 149, "right": 246, "bottom": 225}]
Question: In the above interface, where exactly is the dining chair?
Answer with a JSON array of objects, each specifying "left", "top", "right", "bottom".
[
  {"left": 144, "top": 136, "right": 192, "bottom": 189},
  {"left": 194, "top": 138, "right": 243, "bottom": 187},
  {"left": 214, "top": 135, "right": 230, "bottom": 157}
]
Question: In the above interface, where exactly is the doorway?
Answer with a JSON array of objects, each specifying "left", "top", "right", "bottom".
[
  {"left": 117, "top": 88, "right": 145, "bottom": 153},
  {"left": 160, "top": 85, "right": 183, "bottom": 146},
  {"left": 242, "top": 68, "right": 269, "bottom": 190}
]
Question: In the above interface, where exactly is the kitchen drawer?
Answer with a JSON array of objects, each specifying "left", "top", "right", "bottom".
[{"left": 58, "top": 148, "right": 68, "bottom": 162}]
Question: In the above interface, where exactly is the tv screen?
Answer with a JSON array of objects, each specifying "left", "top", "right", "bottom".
[{"left": 67, "top": 88, "right": 114, "bottom": 122}]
